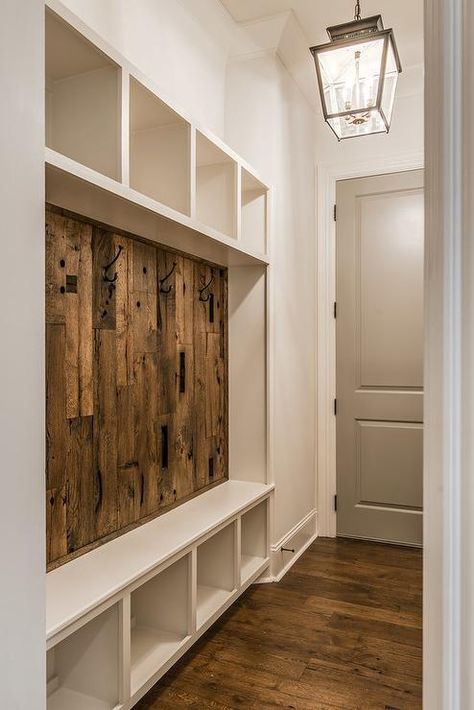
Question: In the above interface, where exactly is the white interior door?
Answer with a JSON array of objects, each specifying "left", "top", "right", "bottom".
[{"left": 336, "top": 170, "right": 424, "bottom": 545}]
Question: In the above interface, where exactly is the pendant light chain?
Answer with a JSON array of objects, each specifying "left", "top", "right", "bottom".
[{"left": 354, "top": 0, "right": 362, "bottom": 20}]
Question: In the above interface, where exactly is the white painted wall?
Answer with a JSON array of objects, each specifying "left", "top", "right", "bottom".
[
  {"left": 0, "top": 1, "right": 45, "bottom": 708},
  {"left": 225, "top": 53, "right": 317, "bottom": 542}
]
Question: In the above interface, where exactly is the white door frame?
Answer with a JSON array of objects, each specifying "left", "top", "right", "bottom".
[{"left": 316, "top": 151, "right": 424, "bottom": 539}]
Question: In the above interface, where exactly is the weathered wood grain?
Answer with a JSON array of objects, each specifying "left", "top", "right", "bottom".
[
  {"left": 65, "top": 218, "right": 93, "bottom": 418},
  {"left": 46, "top": 207, "right": 228, "bottom": 567},
  {"left": 93, "top": 329, "right": 118, "bottom": 539},
  {"left": 46, "top": 324, "right": 67, "bottom": 490},
  {"left": 93, "top": 227, "right": 117, "bottom": 330},
  {"left": 45, "top": 210, "right": 67, "bottom": 325},
  {"left": 66, "top": 415, "right": 94, "bottom": 554},
  {"left": 134, "top": 351, "right": 160, "bottom": 517},
  {"left": 115, "top": 235, "right": 134, "bottom": 387},
  {"left": 46, "top": 486, "right": 67, "bottom": 562}
]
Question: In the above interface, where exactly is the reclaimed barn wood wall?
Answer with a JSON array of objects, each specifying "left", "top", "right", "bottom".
[{"left": 45, "top": 206, "right": 228, "bottom": 568}]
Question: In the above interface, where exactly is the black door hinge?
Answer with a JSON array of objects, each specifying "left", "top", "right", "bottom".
[
  {"left": 333, "top": 398, "right": 337, "bottom": 416},
  {"left": 333, "top": 301, "right": 337, "bottom": 319},
  {"left": 334, "top": 494, "right": 338, "bottom": 512},
  {"left": 333, "top": 204, "right": 337, "bottom": 221}
]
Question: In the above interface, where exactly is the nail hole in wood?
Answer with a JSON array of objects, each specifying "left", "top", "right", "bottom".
[
  {"left": 136, "top": 301, "right": 141, "bottom": 308},
  {"left": 60, "top": 286, "right": 65, "bottom": 294},
  {"left": 60, "top": 259, "right": 65, "bottom": 268},
  {"left": 143, "top": 266, "right": 147, "bottom": 274}
]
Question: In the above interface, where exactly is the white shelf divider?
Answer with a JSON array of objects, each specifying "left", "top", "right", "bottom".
[{"left": 240, "top": 501, "right": 268, "bottom": 584}]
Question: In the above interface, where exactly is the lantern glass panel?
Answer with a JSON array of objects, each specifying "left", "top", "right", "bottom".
[
  {"left": 327, "top": 110, "right": 387, "bottom": 140},
  {"left": 381, "top": 38, "right": 399, "bottom": 124},
  {"left": 317, "top": 36, "right": 385, "bottom": 117}
]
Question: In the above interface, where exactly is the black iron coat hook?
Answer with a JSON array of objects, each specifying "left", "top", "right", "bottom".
[
  {"left": 103, "top": 245, "right": 123, "bottom": 283},
  {"left": 198, "top": 275, "right": 214, "bottom": 302},
  {"left": 160, "top": 262, "right": 177, "bottom": 294}
]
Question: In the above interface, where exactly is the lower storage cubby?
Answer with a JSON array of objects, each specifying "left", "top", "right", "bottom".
[
  {"left": 130, "top": 555, "right": 191, "bottom": 694},
  {"left": 196, "top": 523, "right": 236, "bottom": 629},
  {"left": 47, "top": 606, "right": 120, "bottom": 710},
  {"left": 241, "top": 501, "right": 268, "bottom": 584}
]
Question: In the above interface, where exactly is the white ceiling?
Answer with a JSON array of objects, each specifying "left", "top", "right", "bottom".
[{"left": 220, "top": 0, "right": 423, "bottom": 69}]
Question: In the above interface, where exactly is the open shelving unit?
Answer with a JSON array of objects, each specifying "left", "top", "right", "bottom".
[
  {"left": 44, "top": 2, "right": 274, "bottom": 709},
  {"left": 47, "top": 481, "right": 273, "bottom": 709},
  {"left": 45, "top": 1, "right": 270, "bottom": 267}
]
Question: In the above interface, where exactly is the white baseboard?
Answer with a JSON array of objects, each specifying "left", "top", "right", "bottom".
[{"left": 256, "top": 509, "right": 318, "bottom": 583}]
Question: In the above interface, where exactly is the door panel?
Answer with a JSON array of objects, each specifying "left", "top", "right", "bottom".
[
  {"left": 357, "top": 421, "right": 423, "bottom": 509},
  {"left": 336, "top": 170, "right": 424, "bottom": 545},
  {"left": 359, "top": 191, "right": 424, "bottom": 388}
]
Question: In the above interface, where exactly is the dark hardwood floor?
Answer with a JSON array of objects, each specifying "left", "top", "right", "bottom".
[{"left": 136, "top": 538, "right": 422, "bottom": 709}]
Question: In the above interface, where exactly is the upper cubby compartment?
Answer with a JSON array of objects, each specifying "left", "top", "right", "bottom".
[
  {"left": 241, "top": 169, "right": 268, "bottom": 255},
  {"left": 45, "top": 9, "right": 121, "bottom": 180},
  {"left": 196, "top": 131, "right": 237, "bottom": 239},
  {"left": 130, "top": 78, "right": 191, "bottom": 215}
]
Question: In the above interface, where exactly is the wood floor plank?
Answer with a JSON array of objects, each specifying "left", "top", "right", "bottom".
[{"left": 135, "top": 539, "right": 422, "bottom": 709}]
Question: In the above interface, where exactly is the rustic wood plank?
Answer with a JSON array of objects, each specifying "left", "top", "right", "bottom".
[
  {"left": 64, "top": 218, "right": 93, "bottom": 418},
  {"left": 46, "top": 486, "right": 67, "bottom": 565},
  {"left": 176, "top": 256, "right": 194, "bottom": 346},
  {"left": 93, "top": 329, "right": 118, "bottom": 539},
  {"left": 157, "top": 248, "right": 178, "bottom": 416},
  {"left": 134, "top": 351, "right": 159, "bottom": 517},
  {"left": 115, "top": 235, "right": 134, "bottom": 387},
  {"left": 66, "top": 416, "right": 94, "bottom": 554},
  {"left": 157, "top": 412, "right": 177, "bottom": 509},
  {"left": 46, "top": 323, "right": 67, "bottom": 491},
  {"left": 174, "top": 343, "right": 195, "bottom": 500},
  {"left": 45, "top": 209, "right": 67, "bottom": 325},
  {"left": 92, "top": 227, "right": 117, "bottom": 330}
]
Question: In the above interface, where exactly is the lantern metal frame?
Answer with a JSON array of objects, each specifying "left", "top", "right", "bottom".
[{"left": 310, "top": 14, "right": 402, "bottom": 141}]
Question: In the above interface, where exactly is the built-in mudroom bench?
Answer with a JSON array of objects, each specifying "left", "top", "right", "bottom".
[{"left": 47, "top": 481, "right": 273, "bottom": 709}]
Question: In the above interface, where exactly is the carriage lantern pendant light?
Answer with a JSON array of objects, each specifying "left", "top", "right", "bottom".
[{"left": 310, "top": 0, "right": 402, "bottom": 140}]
